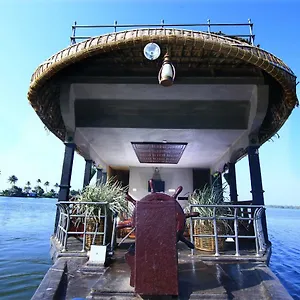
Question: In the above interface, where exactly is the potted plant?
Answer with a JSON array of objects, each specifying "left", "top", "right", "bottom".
[
  {"left": 73, "top": 177, "right": 129, "bottom": 249},
  {"left": 185, "top": 180, "right": 231, "bottom": 252}
]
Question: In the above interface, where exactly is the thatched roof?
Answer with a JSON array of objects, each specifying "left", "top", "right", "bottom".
[{"left": 28, "top": 28, "right": 298, "bottom": 145}]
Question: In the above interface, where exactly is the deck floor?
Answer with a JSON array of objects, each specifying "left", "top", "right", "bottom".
[
  {"left": 37, "top": 239, "right": 292, "bottom": 300},
  {"left": 60, "top": 236, "right": 260, "bottom": 260},
  {"left": 66, "top": 243, "right": 290, "bottom": 299}
]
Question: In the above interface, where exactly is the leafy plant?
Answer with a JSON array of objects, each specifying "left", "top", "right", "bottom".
[
  {"left": 185, "top": 180, "right": 232, "bottom": 231},
  {"left": 74, "top": 177, "right": 129, "bottom": 222}
]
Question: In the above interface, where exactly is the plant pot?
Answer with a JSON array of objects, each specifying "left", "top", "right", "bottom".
[
  {"left": 85, "top": 215, "right": 113, "bottom": 250},
  {"left": 194, "top": 219, "right": 226, "bottom": 252},
  {"left": 85, "top": 219, "right": 104, "bottom": 250}
]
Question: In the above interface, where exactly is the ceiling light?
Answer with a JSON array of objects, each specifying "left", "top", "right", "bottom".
[{"left": 143, "top": 42, "right": 161, "bottom": 60}]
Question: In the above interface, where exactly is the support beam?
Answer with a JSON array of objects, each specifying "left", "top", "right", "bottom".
[
  {"left": 102, "top": 172, "right": 107, "bottom": 184},
  {"left": 58, "top": 142, "right": 76, "bottom": 201},
  {"left": 228, "top": 163, "right": 238, "bottom": 203},
  {"left": 54, "top": 142, "right": 75, "bottom": 233},
  {"left": 83, "top": 159, "right": 93, "bottom": 188},
  {"left": 248, "top": 145, "right": 269, "bottom": 243},
  {"left": 96, "top": 168, "right": 103, "bottom": 186},
  {"left": 212, "top": 172, "right": 223, "bottom": 201},
  {"left": 248, "top": 146, "right": 264, "bottom": 205}
]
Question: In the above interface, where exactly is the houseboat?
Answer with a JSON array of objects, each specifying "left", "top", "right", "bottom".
[{"left": 29, "top": 20, "right": 297, "bottom": 299}]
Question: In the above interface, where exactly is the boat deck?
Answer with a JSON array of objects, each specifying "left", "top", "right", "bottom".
[
  {"left": 33, "top": 240, "right": 292, "bottom": 300},
  {"left": 51, "top": 236, "right": 266, "bottom": 262}
]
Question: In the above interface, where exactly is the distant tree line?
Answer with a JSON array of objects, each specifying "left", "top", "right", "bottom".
[
  {"left": 266, "top": 205, "right": 300, "bottom": 210},
  {"left": 0, "top": 175, "right": 80, "bottom": 198}
]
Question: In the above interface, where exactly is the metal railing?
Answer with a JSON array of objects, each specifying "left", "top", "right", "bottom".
[
  {"left": 54, "top": 201, "right": 109, "bottom": 252},
  {"left": 189, "top": 204, "right": 267, "bottom": 257},
  {"left": 70, "top": 19, "right": 255, "bottom": 45}
]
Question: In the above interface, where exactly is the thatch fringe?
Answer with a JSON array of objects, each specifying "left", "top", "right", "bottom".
[{"left": 27, "top": 28, "right": 298, "bottom": 145}]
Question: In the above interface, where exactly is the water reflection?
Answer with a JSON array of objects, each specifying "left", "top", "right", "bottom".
[
  {"left": 0, "top": 197, "right": 56, "bottom": 300},
  {"left": 268, "top": 207, "right": 300, "bottom": 299}
]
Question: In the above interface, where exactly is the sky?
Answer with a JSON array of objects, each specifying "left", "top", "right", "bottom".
[{"left": 0, "top": 0, "right": 299, "bottom": 205}]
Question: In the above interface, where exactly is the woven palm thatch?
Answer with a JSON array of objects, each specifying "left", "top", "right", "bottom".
[
  {"left": 85, "top": 218, "right": 104, "bottom": 250},
  {"left": 74, "top": 177, "right": 129, "bottom": 250},
  {"left": 186, "top": 181, "right": 231, "bottom": 252},
  {"left": 28, "top": 28, "right": 298, "bottom": 148},
  {"left": 194, "top": 220, "right": 226, "bottom": 252}
]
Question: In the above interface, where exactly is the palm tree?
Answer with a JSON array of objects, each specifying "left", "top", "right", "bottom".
[
  {"left": 54, "top": 183, "right": 59, "bottom": 193},
  {"left": 44, "top": 181, "right": 50, "bottom": 192},
  {"left": 24, "top": 181, "right": 31, "bottom": 194},
  {"left": 8, "top": 175, "right": 18, "bottom": 186}
]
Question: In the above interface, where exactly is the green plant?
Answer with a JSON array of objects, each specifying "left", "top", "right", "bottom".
[
  {"left": 74, "top": 177, "right": 129, "bottom": 220},
  {"left": 185, "top": 180, "right": 232, "bottom": 251},
  {"left": 185, "top": 180, "right": 232, "bottom": 231}
]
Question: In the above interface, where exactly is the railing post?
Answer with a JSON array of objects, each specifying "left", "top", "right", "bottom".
[
  {"left": 253, "top": 207, "right": 260, "bottom": 256},
  {"left": 71, "top": 21, "right": 77, "bottom": 45},
  {"left": 161, "top": 19, "right": 164, "bottom": 28},
  {"left": 234, "top": 207, "right": 240, "bottom": 256},
  {"left": 114, "top": 20, "right": 117, "bottom": 32},
  {"left": 82, "top": 210, "right": 88, "bottom": 252},
  {"left": 248, "top": 18, "right": 254, "bottom": 45},
  {"left": 189, "top": 206, "right": 195, "bottom": 255},
  {"left": 213, "top": 207, "right": 219, "bottom": 256},
  {"left": 207, "top": 19, "right": 211, "bottom": 33},
  {"left": 63, "top": 203, "right": 70, "bottom": 251}
]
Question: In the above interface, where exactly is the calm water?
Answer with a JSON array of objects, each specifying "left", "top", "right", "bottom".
[
  {"left": 0, "top": 198, "right": 299, "bottom": 299},
  {"left": 0, "top": 197, "right": 56, "bottom": 300}
]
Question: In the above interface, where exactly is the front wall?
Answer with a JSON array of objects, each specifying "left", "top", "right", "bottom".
[{"left": 128, "top": 167, "right": 193, "bottom": 206}]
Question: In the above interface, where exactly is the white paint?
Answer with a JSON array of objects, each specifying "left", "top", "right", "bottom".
[
  {"left": 89, "top": 245, "right": 107, "bottom": 264},
  {"left": 60, "top": 82, "right": 269, "bottom": 171},
  {"left": 212, "top": 85, "right": 269, "bottom": 172},
  {"left": 128, "top": 167, "right": 193, "bottom": 201},
  {"left": 75, "top": 128, "right": 243, "bottom": 169}
]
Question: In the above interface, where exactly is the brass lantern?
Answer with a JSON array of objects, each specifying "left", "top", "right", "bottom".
[{"left": 158, "top": 53, "right": 176, "bottom": 87}]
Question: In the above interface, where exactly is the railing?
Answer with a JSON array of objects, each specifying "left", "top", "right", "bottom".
[
  {"left": 54, "top": 201, "right": 109, "bottom": 252},
  {"left": 189, "top": 204, "right": 267, "bottom": 257},
  {"left": 70, "top": 19, "right": 255, "bottom": 45}
]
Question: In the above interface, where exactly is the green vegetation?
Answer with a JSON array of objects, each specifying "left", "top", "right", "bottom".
[{"left": 0, "top": 174, "right": 80, "bottom": 198}]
